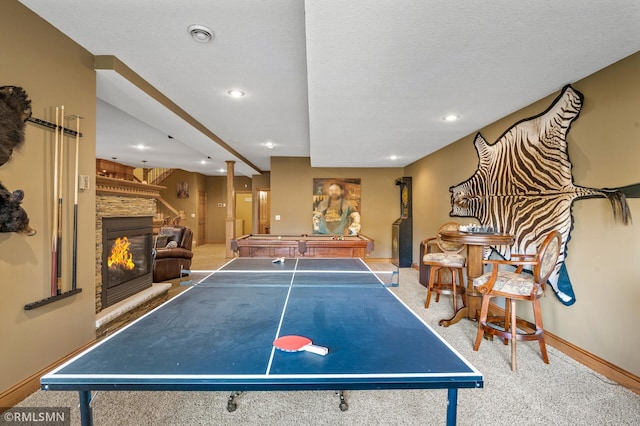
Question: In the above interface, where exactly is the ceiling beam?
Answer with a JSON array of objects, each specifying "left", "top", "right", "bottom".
[{"left": 94, "top": 55, "right": 263, "bottom": 174}]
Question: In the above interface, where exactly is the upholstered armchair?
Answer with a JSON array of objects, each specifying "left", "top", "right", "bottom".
[{"left": 152, "top": 226, "right": 193, "bottom": 282}]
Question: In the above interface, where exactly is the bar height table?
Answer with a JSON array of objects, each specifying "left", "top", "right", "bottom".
[{"left": 438, "top": 230, "right": 515, "bottom": 327}]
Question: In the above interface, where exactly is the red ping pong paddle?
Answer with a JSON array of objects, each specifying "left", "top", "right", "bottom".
[{"left": 273, "top": 335, "right": 329, "bottom": 356}]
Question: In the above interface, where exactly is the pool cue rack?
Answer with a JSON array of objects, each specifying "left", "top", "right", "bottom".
[
  {"left": 24, "top": 288, "right": 83, "bottom": 310},
  {"left": 23, "top": 111, "right": 84, "bottom": 310},
  {"left": 27, "top": 115, "right": 83, "bottom": 138}
]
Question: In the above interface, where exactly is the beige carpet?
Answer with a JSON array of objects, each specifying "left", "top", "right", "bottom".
[{"left": 17, "top": 246, "right": 639, "bottom": 425}]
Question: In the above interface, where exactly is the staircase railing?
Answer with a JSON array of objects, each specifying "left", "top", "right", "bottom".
[{"left": 146, "top": 168, "right": 175, "bottom": 185}]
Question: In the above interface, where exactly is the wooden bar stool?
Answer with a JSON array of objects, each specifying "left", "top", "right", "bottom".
[
  {"left": 423, "top": 222, "right": 466, "bottom": 313},
  {"left": 472, "top": 231, "right": 562, "bottom": 371}
]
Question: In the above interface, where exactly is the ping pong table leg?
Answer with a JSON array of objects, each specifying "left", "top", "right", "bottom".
[
  {"left": 446, "top": 388, "right": 457, "bottom": 426},
  {"left": 79, "top": 391, "right": 94, "bottom": 426},
  {"left": 337, "top": 390, "right": 348, "bottom": 411},
  {"left": 389, "top": 269, "right": 399, "bottom": 287},
  {"left": 227, "top": 391, "right": 243, "bottom": 412}
]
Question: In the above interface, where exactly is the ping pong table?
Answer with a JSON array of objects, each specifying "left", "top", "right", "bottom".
[{"left": 41, "top": 258, "right": 482, "bottom": 425}]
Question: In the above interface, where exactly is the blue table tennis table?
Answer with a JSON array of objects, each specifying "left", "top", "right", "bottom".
[{"left": 41, "top": 258, "right": 482, "bottom": 425}]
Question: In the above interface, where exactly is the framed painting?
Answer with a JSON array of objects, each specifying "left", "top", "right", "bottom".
[
  {"left": 312, "top": 178, "right": 361, "bottom": 235},
  {"left": 177, "top": 181, "right": 189, "bottom": 199}
]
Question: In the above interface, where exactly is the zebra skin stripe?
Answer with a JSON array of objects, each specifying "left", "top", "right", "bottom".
[{"left": 450, "top": 85, "right": 638, "bottom": 306}]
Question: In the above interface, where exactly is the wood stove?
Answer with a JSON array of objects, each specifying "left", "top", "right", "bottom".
[{"left": 101, "top": 216, "right": 153, "bottom": 308}]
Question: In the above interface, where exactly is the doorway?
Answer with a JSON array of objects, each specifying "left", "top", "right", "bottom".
[{"left": 258, "top": 189, "right": 270, "bottom": 234}]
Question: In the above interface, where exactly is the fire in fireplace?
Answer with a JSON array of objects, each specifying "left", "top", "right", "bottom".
[
  {"left": 102, "top": 217, "right": 153, "bottom": 308},
  {"left": 108, "top": 237, "right": 135, "bottom": 269},
  {"left": 106, "top": 236, "right": 144, "bottom": 286}
]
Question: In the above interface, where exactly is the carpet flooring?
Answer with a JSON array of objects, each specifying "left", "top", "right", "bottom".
[{"left": 16, "top": 245, "right": 639, "bottom": 425}]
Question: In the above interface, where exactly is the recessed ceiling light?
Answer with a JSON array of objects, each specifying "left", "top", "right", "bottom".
[
  {"left": 218, "top": 168, "right": 226, "bottom": 173},
  {"left": 227, "top": 89, "right": 245, "bottom": 98},
  {"left": 264, "top": 141, "right": 275, "bottom": 149},
  {"left": 135, "top": 144, "right": 146, "bottom": 150},
  {"left": 390, "top": 155, "right": 398, "bottom": 161},
  {"left": 443, "top": 114, "right": 460, "bottom": 122},
  {"left": 188, "top": 24, "right": 214, "bottom": 43},
  {"left": 200, "top": 160, "right": 207, "bottom": 165}
]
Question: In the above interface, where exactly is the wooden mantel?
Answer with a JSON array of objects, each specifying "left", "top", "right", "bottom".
[{"left": 96, "top": 176, "right": 165, "bottom": 198}]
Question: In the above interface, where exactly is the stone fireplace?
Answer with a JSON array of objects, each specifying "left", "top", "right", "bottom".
[
  {"left": 101, "top": 216, "right": 153, "bottom": 308},
  {"left": 95, "top": 176, "right": 163, "bottom": 313}
]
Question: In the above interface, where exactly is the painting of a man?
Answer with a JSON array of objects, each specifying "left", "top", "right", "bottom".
[
  {"left": 312, "top": 179, "right": 361, "bottom": 235},
  {"left": 177, "top": 181, "right": 189, "bottom": 199}
]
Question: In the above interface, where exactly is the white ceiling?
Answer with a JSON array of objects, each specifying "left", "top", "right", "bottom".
[
  {"left": 19, "top": 1, "right": 640, "bottom": 176},
  {"left": 95, "top": 70, "right": 260, "bottom": 177}
]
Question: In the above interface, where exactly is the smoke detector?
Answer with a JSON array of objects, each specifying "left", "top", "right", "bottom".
[{"left": 188, "top": 25, "right": 214, "bottom": 43}]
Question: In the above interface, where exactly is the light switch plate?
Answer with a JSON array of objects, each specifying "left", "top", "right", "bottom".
[{"left": 78, "top": 175, "right": 90, "bottom": 190}]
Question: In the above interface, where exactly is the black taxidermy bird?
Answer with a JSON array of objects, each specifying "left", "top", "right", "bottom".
[
  {"left": 0, "top": 86, "right": 32, "bottom": 166},
  {"left": 0, "top": 85, "right": 35, "bottom": 235}
]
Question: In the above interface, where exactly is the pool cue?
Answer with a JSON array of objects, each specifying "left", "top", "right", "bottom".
[
  {"left": 71, "top": 115, "right": 80, "bottom": 290},
  {"left": 50, "top": 107, "right": 60, "bottom": 297},
  {"left": 55, "top": 105, "right": 65, "bottom": 295}
]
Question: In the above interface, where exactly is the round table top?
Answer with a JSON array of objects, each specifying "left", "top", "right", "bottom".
[{"left": 439, "top": 230, "right": 515, "bottom": 246}]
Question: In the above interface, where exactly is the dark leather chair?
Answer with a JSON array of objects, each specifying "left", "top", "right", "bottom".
[{"left": 152, "top": 226, "right": 193, "bottom": 282}]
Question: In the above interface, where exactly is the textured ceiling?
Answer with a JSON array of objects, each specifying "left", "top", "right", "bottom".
[
  {"left": 95, "top": 70, "right": 260, "bottom": 177},
  {"left": 305, "top": 1, "right": 640, "bottom": 167},
  {"left": 19, "top": 0, "right": 640, "bottom": 175}
]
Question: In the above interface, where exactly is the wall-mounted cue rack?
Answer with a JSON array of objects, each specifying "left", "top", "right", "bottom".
[
  {"left": 24, "top": 109, "right": 84, "bottom": 310},
  {"left": 27, "top": 115, "right": 83, "bottom": 138},
  {"left": 24, "top": 288, "right": 83, "bottom": 310}
]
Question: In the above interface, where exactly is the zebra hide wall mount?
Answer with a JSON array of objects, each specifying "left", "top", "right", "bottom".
[{"left": 449, "top": 84, "right": 639, "bottom": 306}]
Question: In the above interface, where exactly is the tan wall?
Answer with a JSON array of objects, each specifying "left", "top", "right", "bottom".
[
  {"left": 206, "top": 175, "right": 253, "bottom": 242},
  {"left": 270, "top": 157, "right": 403, "bottom": 259},
  {"left": 0, "top": 1, "right": 97, "bottom": 391},
  {"left": 206, "top": 176, "right": 226, "bottom": 243},
  {"left": 158, "top": 169, "right": 206, "bottom": 244},
  {"left": 235, "top": 192, "right": 253, "bottom": 235},
  {"left": 405, "top": 52, "right": 640, "bottom": 375}
]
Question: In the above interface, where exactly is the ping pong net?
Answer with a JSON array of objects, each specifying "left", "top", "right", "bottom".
[{"left": 189, "top": 258, "right": 399, "bottom": 288}]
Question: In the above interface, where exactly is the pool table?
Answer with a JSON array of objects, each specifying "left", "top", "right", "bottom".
[{"left": 230, "top": 234, "right": 374, "bottom": 258}]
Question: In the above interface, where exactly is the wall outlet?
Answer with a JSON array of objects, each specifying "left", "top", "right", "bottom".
[
  {"left": 217, "top": 203, "right": 223, "bottom": 208},
  {"left": 190, "top": 213, "right": 196, "bottom": 218},
  {"left": 275, "top": 215, "right": 281, "bottom": 221}
]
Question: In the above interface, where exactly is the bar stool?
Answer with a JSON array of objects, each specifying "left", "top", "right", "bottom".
[
  {"left": 473, "top": 231, "right": 561, "bottom": 371},
  {"left": 423, "top": 222, "right": 466, "bottom": 312}
]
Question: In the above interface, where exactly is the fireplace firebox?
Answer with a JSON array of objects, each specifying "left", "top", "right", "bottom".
[{"left": 101, "top": 216, "right": 153, "bottom": 308}]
